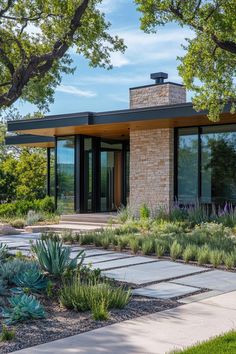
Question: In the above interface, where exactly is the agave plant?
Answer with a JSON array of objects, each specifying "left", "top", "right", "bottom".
[
  {"left": 1, "top": 294, "right": 46, "bottom": 324},
  {"left": 0, "top": 259, "right": 38, "bottom": 284},
  {"left": 12, "top": 263, "right": 48, "bottom": 293},
  {"left": 32, "top": 239, "right": 84, "bottom": 276},
  {"left": 0, "top": 243, "right": 8, "bottom": 261},
  {"left": 0, "top": 278, "right": 8, "bottom": 296}
]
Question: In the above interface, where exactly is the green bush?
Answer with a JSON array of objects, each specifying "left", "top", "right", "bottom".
[
  {"left": 224, "top": 253, "right": 235, "bottom": 270},
  {"left": 9, "top": 218, "right": 25, "bottom": 229},
  {"left": 60, "top": 277, "right": 130, "bottom": 313},
  {"left": 117, "top": 235, "right": 129, "bottom": 251},
  {"left": 0, "top": 325, "right": 15, "bottom": 342},
  {"left": 183, "top": 244, "right": 198, "bottom": 263},
  {"left": 38, "top": 196, "right": 55, "bottom": 213},
  {"left": 197, "top": 246, "right": 210, "bottom": 265},
  {"left": 140, "top": 204, "right": 150, "bottom": 219},
  {"left": 170, "top": 241, "right": 182, "bottom": 260},
  {"left": 129, "top": 237, "right": 139, "bottom": 254},
  {"left": 209, "top": 250, "right": 224, "bottom": 268},
  {"left": 91, "top": 298, "right": 109, "bottom": 321},
  {"left": 141, "top": 239, "right": 154, "bottom": 255}
]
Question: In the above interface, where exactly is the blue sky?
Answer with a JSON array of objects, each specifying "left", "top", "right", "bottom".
[{"left": 15, "top": 0, "right": 193, "bottom": 116}]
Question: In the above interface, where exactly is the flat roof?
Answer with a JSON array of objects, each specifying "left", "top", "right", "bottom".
[
  {"left": 5, "top": 134, "right": 55, "bottom": 148},
  {"left": 6, "top": 102, "right": 236, "bottom": 144}
]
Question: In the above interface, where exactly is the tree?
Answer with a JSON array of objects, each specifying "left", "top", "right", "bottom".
[
  {"left": 135, "top": 0, "right": 236, "bottom": 121},
  {"left": 0, "top": 0, "right": 125, "bottom": 110}
]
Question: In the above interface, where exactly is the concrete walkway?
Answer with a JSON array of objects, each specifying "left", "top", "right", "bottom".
[{"left": 12, "top": 291, "right": 236, "bottom": 354}]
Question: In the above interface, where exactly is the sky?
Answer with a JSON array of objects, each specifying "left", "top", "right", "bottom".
[{"left": 15, "top": 0, "right": 194, "bottom": 117}]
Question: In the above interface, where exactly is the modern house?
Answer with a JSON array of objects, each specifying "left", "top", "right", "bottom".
[{"left": 5, "top": 72, "right": 236, "bottom": 214}]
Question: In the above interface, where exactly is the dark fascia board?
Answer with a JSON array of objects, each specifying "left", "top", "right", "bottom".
[
  {"left": 7, "top": 102, "right": 233, "bottom": 133},
  {"left": 5, "top": 134, "right": 55, "bottom": 145},
  {"left": 7, "top": 112, "right": 92, "bottom": 132}
]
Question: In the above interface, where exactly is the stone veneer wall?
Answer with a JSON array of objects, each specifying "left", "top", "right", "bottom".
[
  {"left": 130, "top": 83, "right": 186, "bottom": 109},
  {"left": 129, "top": 128, "right": 174, "bottom": 215}
]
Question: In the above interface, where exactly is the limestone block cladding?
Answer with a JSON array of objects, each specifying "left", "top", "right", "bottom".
[
  {"left": 130, "top": 83, "right": 186, "bottom": 109},
  {"left": 129, "top": 127, "right": 174, "bottom": 215}
]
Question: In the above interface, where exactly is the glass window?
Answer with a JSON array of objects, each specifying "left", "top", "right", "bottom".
[
  {"left": 49, "top": 148, "right": 55, "bottom": 197},
  {"left": 57, "top": 137, "right": 75, "bottom": 213},
  {"left": 84, "top": 138, "right": 93, "bottom": 212},
  {"left": 178, "top": 128, "right": 198, "bottom": 203},
  {"left": 201, "top": 125, "right": 236, "bottom": 204}
]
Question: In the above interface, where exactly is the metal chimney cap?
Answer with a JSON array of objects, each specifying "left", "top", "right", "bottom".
[{"left": 150, "top": 72, "right": 168, "bottom": 84}]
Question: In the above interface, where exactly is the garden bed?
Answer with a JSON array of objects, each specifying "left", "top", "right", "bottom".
[{"left": 0, "top": 295, "right": 179, "bottom": 354}]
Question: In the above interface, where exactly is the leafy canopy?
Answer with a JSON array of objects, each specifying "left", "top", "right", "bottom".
[
  {"left": 135, "top": 0, "right": 236, "bottom": 121},
  {"left": 0, "top": 0, "right": 125, "bottom": 110}
]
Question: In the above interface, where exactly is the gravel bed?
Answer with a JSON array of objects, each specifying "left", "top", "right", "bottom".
[{"left": 0, "top": 296, "right": 179, "bottom": 354}]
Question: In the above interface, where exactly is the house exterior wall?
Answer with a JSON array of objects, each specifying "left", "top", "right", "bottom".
[
  {"left": 129, "top": 127, "right": 174, "bottom": 215},
  {"left": 130, "top": 83, "right": 186, "bottom": 109}
]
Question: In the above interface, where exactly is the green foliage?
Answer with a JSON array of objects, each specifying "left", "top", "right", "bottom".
[
  {"left": 38, "top": 196, "right": 55, "bottom": 213},
  {"left": 182, "top": 245, "right": 198, "bottom": 263},
  {"left": 129, "top": 237, "right": 140, "bottom": 254},
  {"left": 41, "top": 231, "right": 60, "bottom": 242},
  {"left": 0, "top": 325, "right": 15, "bottom": 342},
  {"left": 170, "top": 241, "right": 182, "bottom": 261},
  {"left": 141, "top": 238, "right": 154, "bottom": 255},
  {"left": 91, "top": 299, "right": 109, "bottom": 321},
  {"left": 32, "top": 239, "right": 84, "bottom": 276},
  {"left": 140, "top": 204, "right": 150, "bottom": 219},
  {"left": 117, "top": 206, "right": 132, "bottom": 223},
  {"left": 209, "top": 250, "right": 224, "bottom": 268},
  {"left": 60, "top": 277, "right": 130, "bottom": 313},
  {"left": 155, "top": 240, "right": 166, "bottom": 257},
  {"left": 0, "top": 243, "right": 8, "bottom": 261},
  {"left": 12, "top": 264, "right": 48, "bottom": 293},
  {"left": 117, "top": 235, "right": 129, "bottom": 251},
  {"left": 2, "top": 294, "right": 46, "bottom": 325},
  {"left": 26, "top": 210, "right": 43, "bottom": 226},
  {"left": 0, "top": 260, "right": 36, "bottom": 284},
  {"left": 0, "top": 0, "right": 125, "bottom": 110},
  {"left": 197, "top": 246, "right": 210, "bottom": 265},
  {"left": 135, "top": 0, "right": 236, "bottom": 121},
  {"left": 9, "top": 219, "right": 25, "bottom": 229},
  {"left": 224, "top": 253, "right": 235, "bottom": 270},
  {"left": 0, "top": 278, "right": 8, "bottom": 296}
]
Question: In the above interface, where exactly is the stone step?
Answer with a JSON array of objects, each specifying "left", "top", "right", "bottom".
[
  {"left": 60, "top": 213, "right": 118, "bottom": 224},
  {"left": 25, "top": 224, "right": 103, "bottom": 234},
  {"left": 59, "top": 220, "right": 108, "bottom": 227}
]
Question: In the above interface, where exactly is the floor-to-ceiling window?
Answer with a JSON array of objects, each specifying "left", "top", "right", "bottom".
[
  {"left": 176, "top": 125, "right": 236, "bottom": 205},
  {"left": 83, "top": 137, "right": 93, "bottom": 212},
  {"left": 56, "top": 137, "right": 75, "bottom": 213}
]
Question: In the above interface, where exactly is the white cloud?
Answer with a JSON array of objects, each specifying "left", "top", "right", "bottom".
[
  {"left": 110, "top": 52, "right": 130, "bottom": 67},
  {"left": 56, "top": 85, "right": 96, "bottom": 97},
  {"left": 97, "top": 0, "right": 125, "bottom": 14},
  {"left": 108, "top": 94, "right": 129, "bottom": 104}
]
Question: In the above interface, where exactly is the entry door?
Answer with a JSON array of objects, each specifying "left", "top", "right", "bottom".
[{"left": 100, "top": 149, "right": 122, "bottom": 212}]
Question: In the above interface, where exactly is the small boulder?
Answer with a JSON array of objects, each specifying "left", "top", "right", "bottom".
[{"left": 0, "top": 223, "right": 18, "bottom": 235}]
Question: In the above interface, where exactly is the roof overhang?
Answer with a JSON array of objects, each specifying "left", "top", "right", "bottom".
[
  {"left": 7, "top": 103, "right": 236, "bottom": 141},
  {"left": 5, "top": 134, "right": 55, "bottom": 148}
]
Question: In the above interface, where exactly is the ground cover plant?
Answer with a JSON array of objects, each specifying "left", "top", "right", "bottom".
[
  {"left": 60, "top": 204, "right": 236, "bottom": 270},
  {"left": 173, "top": 330, "right": 236, "bottom": 354}
]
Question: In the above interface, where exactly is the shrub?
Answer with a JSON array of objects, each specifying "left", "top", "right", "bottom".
[
  {"left": 2, "top": 294, "right": 46, "bottom": 324},
  {"left": 170, "top": 241, "right": 182, "bottom": 260},
  {"left": 182, "top": 244, "right": 198, "bottom": 263},
  {"left": 60, "top": 277, "right": 130, "bottom": 313},
  {"left": 0, "top": 278, "right": 8, "bottom": 296},
  {"left": 129, "top": 237, "right": 139, "bottom": 254},
  {"left": 0, "top": 325, "right": 15, "bottom": 342},
  {"left": 32, "top": 239, "right": 84, "bottom": 276},
  {"left": 141, "top": 239, "right": 154, "bottom": 255},
  {"left": 41, "top": 231, "right": 60, "bottom": 242},
  {"left": 91, "top": 299, "right": 109, "bottom": 321},
  {"left": 210, "top": 250, "right": 223, "bottom": 268},
  {"left": 197, "top": 246, "right": 210, "bottom": 265},
  {"left": 10, "top": 219, "right": 25, "bottom": 229},
  {"left": 38, "top": 196, "right": 55, "bottom": 213},
  {"left": 79, "top": 232, "right": 96, "bottom": 245},
  {"left": 140, "top": 204, "right": 150, "bottom": 219},
  {"left": 100, "top": 235, "right": 111, "bottom": 249},
  {"left": 224, "top": 253, "right": 235, "bottom": 270},
  {"left": 117, "top": 206, "right": 132, "bottom": 223},
  {"left": 155, "top": 240, "right": 167, "bottom": 258},
  {"left": 26, "top": 210, "right": 43, "bottom": 226},
  {"left": 117, "top": 236, "right": 129, "bottom": 251}
]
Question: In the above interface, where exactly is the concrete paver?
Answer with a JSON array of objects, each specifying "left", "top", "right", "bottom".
[
  {"left": 89, "top": 256, "right": 158, "bottom": 270},
  {"left": 103, "top": 261, "right": 207, "bottom": 285},
  {"left": 133, "top": 282, "right": 199, "bottom": 299},
  {"left": 171, "top": 269, "right": 236, "bottom": 292}
]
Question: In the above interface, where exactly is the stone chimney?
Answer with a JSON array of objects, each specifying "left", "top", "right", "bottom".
[{"left": 129, "top": 72, "right": 186, "bottom": 109}]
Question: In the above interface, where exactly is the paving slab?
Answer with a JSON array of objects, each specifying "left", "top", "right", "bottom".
[
  {"left": 171, "top": 269, "right": 236, "bottom": 292},
  {"left": 102, "top": 261, "right": 207, "bottom": 285},
  {"left": 88, "top": 256, "right": 157, "bottom": 270},
  {"left": 83, "top": 253, "right": 131, "bottom": 265},
  {"left": 179, "top": 290, "right": 223, "bottom": 304},
  {"left": 132, "top": 282, "right": 199, "bottom": 299},
  {"left": 11, "top": 291, "right": 236, "bottom": 354},
  {"left": 70, "top": 248, "right": 116, "bottom": 258},
  {"left": 8, "top": 249, "right": 32, "bottom": 256}
]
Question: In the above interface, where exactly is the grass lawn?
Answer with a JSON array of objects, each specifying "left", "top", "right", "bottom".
[{"left": 176, "top": 331, "right": 236, "bottom": 353}]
